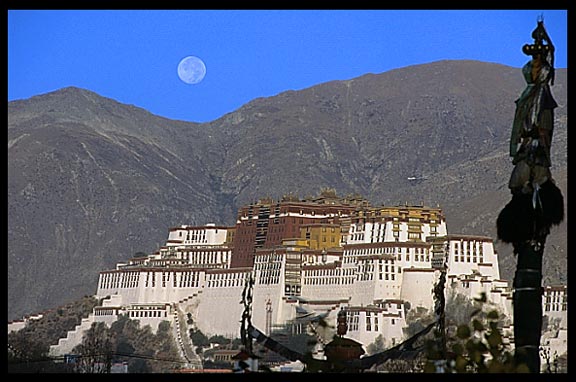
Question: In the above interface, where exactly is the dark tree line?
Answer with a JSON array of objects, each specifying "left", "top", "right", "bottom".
[
  {"left": 7, "top": 295, "right": 100, "bottom": 373},
  {"left": 71, "top": 315, "right": 182, "bottom": 373}
]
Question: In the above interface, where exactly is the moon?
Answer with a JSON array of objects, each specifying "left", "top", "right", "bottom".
[{"left": 177, "top": 56, "right": 206, "bottom": 84}]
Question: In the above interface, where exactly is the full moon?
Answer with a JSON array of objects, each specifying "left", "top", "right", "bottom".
[{"left": 177, "top": 56, "right": 206, "bottom": 84}]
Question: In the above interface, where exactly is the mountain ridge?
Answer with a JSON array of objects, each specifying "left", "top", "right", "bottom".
[{"left": 7, "top": 60, "right": 567, "bottom": 320}]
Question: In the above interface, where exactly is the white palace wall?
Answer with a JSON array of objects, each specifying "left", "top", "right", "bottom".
[
  {"left": 96, "top": 269, "right": 205, "bottom": 305},
  {"left": 301, "top": 264, "right": 354, "bottom": 302},
  {"left": 400, "top": 268, "right": 437, "bottom": 311},
  {"left": 194, "top": 268, "right": 251, "bottom": 338}
]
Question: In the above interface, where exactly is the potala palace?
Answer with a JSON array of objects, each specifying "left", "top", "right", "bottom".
[{"left": 11, "top": 189, "right": 566, "bottom": 368}]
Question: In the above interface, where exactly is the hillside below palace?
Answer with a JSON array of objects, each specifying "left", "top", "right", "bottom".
[{"left": 11, "top": 189, "right": 565, "bottom": 368}]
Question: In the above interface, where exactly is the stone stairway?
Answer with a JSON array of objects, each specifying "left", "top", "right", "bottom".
[
  {"left": 48, "top": 295, "right": 117, "bottom": 357},
  {"left": 172, "top": 303, "right": 203, "bottom": 369},
  {"left": 177, "top": 289, "right": 202, "bottom": 305},
  {"left": 49, "top": 315, "right": 96, "bottom": 356}
]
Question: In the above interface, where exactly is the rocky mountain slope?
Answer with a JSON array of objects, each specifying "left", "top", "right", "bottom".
[{"left": 7, "top": 60, "right": 567, "bottom": 320}]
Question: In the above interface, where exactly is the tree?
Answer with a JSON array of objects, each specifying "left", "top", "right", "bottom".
[
  {"left": 424, "top": 293, "right": 528, "bottom": 373},
  {"left": 73, "top": 322, "right": 113, "bottom": 373},
  {"left": 404, "top": 306, "right": 435, "bottom": 338},
  {"left": 71, "top": 316, "right": 181, "bottom": 373},
  {"left": 209, "top": 334, "right": 231, "bottom": 346},
  {"left": 190, "top": 328, "right": 210, "bottom": 348},
  {"left": 366, "top": 334, "right": 386, "bottom": 355}
]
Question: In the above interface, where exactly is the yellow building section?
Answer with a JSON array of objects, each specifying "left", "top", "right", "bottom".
[
  {"left": 299, "top": 223, "right": 343, "bottom": 250},
  {"left": 352, "top": 205, "right": 445, "bottom": 243},
  {"left": 374, "top": 205, "right": 444, "bottom": 222},
  {"left": 281, "top": 238, "right": 310, "bottom": 248},
  {"left": 225, "top": 227, "right": 236, "bottom": 247}
]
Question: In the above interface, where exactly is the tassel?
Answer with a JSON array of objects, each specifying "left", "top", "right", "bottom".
[{"left": 497, "top": 179, "right": 563, "bottom": 244}]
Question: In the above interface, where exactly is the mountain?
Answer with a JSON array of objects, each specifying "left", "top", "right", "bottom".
[
  {"left": 7, "top": 88, "right": 235, "bottom": 320},
  {"left": 7, "top": 60, "right": 567, "bottom": 320}
]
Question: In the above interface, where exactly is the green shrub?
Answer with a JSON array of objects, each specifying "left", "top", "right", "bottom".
[{"left": 424, "top": 293, "right": 529, "bottom": 373}]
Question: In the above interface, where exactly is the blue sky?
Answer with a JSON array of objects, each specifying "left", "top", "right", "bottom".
[{"left": 8, "top": 10, "right": 567, "bottom": 123}]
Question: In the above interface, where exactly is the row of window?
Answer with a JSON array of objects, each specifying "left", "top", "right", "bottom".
[
  {"left": 347, "top": 311, "right": 360, "bottom": 331},
  {"left": 366, "top": 313, "right": 379, "bottom": 331},
  {"left": 207, "top": 272, "right": 246, "bottom": 281},
  {"left": 346, "top": 246, "right": 429, "bottom": 257},
  {"left": 175, "top": 272, "right": 200, "bottom": 288},
  {"left": 544, "top": 303, "right": 567, "bottom": 312},
  {"left": 285, "top": 284, "right": 301, "bottom": 296},
  {"left": 127, "top": 310, "right": 168, "bottom": 318},
  {"left": 545, "top": 294, "right": 567, "bottom": 302},
  {"left": 305, "top": 268, "right": 354, "bottom": 277},
  {"left": 344, "top": 251, "right": 430, "bottom": 267},
  {"left": 177, "top": 230, "right": 207, "bottom": 240},
  {"left": 345, "top": 312, "right": 397, "bottom": 332},
  {"left": 453, "top": 255, "right": 484, "bottom": 263},
  {"left": 308, "top": 235, "right": 338, "bottom": 243},
  {"left": 100, "top": 273, "right": 120, "bottom": 289},
  {"left": 453, "top": 241, "right": 484, "bottom": 256},
  {"left": 258, "top": 269, "right": 281, "bottom": 285},
  {"left": 254, "top": 259, "right": 282, "bottom": 270},
  {"left": 186, "top": 251, "right": 229, "bottom": 265},
  {"left": 349, "top": 233, "right": 366, "bottom": 241},
  {"left": 206, "top": 278, "right": 245, "bottom": 288},
  {"left": 93, "top": 309, "right": 117, "bottom": 316},
  {"left": 303, "top": 276, "right": 356, "bottom": 285},
  {"left": 100, "top": 272, "right": 139, "bottom": 289},
  {"left": 350, "top": 221, "right": 437, "bottom": 235},
  {"left": 141, "top": 271, "right": 200, "bottom": 288}
]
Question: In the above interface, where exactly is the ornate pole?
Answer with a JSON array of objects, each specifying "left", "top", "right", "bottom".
[
  {"left": 240, "top": 272, "right": 255, "bottom": 355},
  {"left": 496, "top": 17, "right": 563, "bottom": 373}
]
